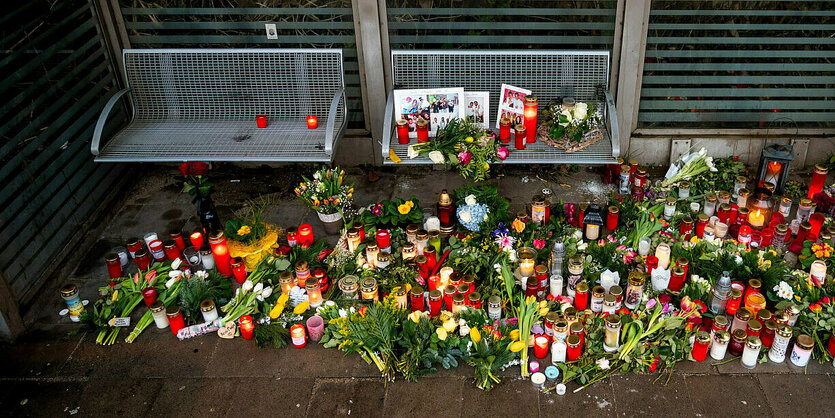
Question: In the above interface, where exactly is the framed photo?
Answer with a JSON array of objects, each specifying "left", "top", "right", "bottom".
[
  {"left": 462, "top": 92, "right": 489, "bottom": 130},
  {"left": 393, "top": 88, "right": 465, "bottom": 138},
  {"left": 496, "top": 84, "right": 531, "bottom": 132}
]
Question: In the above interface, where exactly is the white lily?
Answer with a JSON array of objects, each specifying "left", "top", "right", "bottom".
[
  {"left": 253, "top": 282, "right": 263, "bottom": 294},
  {"left": 168, "top": 270, "right": 182, "bottom": 278},
  {"left": 165, "top": 277, "right": 177, "bottom": 289}
]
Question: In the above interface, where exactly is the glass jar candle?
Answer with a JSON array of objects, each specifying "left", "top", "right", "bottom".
[
  {"left": 810, "top": 260, "right": 827, "bottom": 285},
  {"left": 60, "top": 284, "right": 84, "bottom": 322},
  {"left": 298, "top": 223, "right": 314, "bottom": 247},
  {"left": 208, "top": 231, "right": 232, "bottom": 277},
  {"left": 726, "top": 288, "right": 743, "bottom": 316},
  {"left": 276, "top": 270, "right": 293, "bottom": 295},
  {"left": 105, "top": 253, "right": 122, "bottom": 279},
  {"left": 761, "top": 320, "right": 777, "bottom": 348},
  {"left": 427, "top": 231, "right": 441, "bottom": 255},
  {"left": 551, "top": 339, "right": 567, "bottom": 364},
  {"left": 183, "top": 247, "right": 201, "bottom": 267},
  {"left": 570, "top": 322, "right": 585, "bottom": 346},
  {"left": 797, "top": 198, "right": 813, "bottom": 223},
  {"left": 619, "top": 165, "right": 631, "bottom": 194},
  {"left": 126, "top": 237, "right": 142, "bottom": 259},
  {"left": 200, "top": 299, "right": 218, "bottom": 323},
  {"left": 717, "top": 203, "right": 733, "bottom": 226},
  {"left": 346, "top": 227, "right": 361, "bottom": 253},
  {"left": 306, "top": 278, "right": 323, "bottom": 308},
  {"left": 553, "top": 319, "right": 569, "bottom": 342},
  {"left": 679, "top": 216, "right": 694, "bottom": 239},
  {"left": 718, "top": 190, "right": 731, "bottom": 206},
  {"left": 463, "top": 274, "right": 476, "bottom": 294},
  {"left": 335, "top": 275, "right": 357, "bottom": 300},
  {"left": 166, "top": 306, "right": 185, "bottom": 335},
  {"left": 143, "top": 232, "right": 159, "bottom": 248},
  {"left": 428, "top": 290, "right": 443, "bottom": 317},
  {"left": 692, "top": 331, "right": 711, "bottom": 361},
  {"left": 566, "top": 334, "right": 583, "bottom": 361},
  {"left": 633, "top": 169, "right": 648, "bottom": 189},
  {"left": 134, "top": 249, "right": 151, "bottom": 271},
  {"left": 534, "top": 335, "right": 549, "bottom": 359},
  {"left": 732, "top": 308, "right": 753, "bottom": 333},
  {"left": 603, "top": 314, "right": 622, "bottom": 353},
  {"left": 415, "top": 255, "right": 430, "bottom": 280},
  {"left": 574, "top": 282, "right": 589, "bottom": 311},
  {"left": 360, "top": 278, "right": 379, "bottom": 301},
  {"left": 415, "top": 229, "right": 429, "bottom": 255},
  {"left": 238, "top": 315, "right": 255, "bottom": 340},
  {"left": 449, "top": 272, "right": 462, "bottom": 289},
  {"left": 736, "top": 188, "right": 750, "bottom": 209},
  {"left": 409, "top": 286, "right": 425, "bottom": 312},
  {"left": 703, "top": 193, "right": 718, "bottom": 217},
  {"left": 487, "top": 295, "right": 501, "bottom": 321},
  {"left": 468, "top": 291, "right": 482, "bottom": 309},
  {"left": 564, "top": 307, "right": 578, "bottom": 327},
  {"left": 436, "top": 190, "right": 455, "bottom": 228},
  {"left": 415, "top": 119, "right": 429, "bottom": 143},
  {"left": 148, "top": 239, "right": 166, "bottom": 262},
  {"left": 778, "top": 197, "right": 792, "bottom": 219},
  {"left": 624, "top": 271, "right": 645, "bottom": 310},
  {"left": 531, "top": 196, "right": 547, "bottom": 224},
  {"left": 567, "top": 256, "right": 584, "bottom": 299},
  {"left": 514, "top": 124, "right": 527, "bottom": 150},
  {"left": 199, "top": 247, "right": 214, "bottom": 271},
  {"left": 773, "top": 310, "right": 789, "bottom": 325},
  {"left": 376, "top": 229, "right": 391, "bottom": 252},
  {"left": 295, "top": 260, "right": 310, "bottom": 288},
  {"left": 695, "top": 214, "right": 709, "bottom": 238},
  {"left": 544, "top": 311, "right": 558, "bottom": 336},
  {"left": 365, "top": 240, "right": 379, "bottom": 268},
  {"left": 663, "top": 196, "right": 677, "bottom": 220},
  {"left": 678, "top": 181, "right": 691, "bottom": 198},
  {"left": 808, "top": 163, "right": 828, "bottom": 198},
  {"left": 230, "top": 257, "right": 246, "bottom": 284},
  {"left": 712, "top": 314, "right": 730, "bottom": 335},
  {"left": 376, "top": 252, "right": 391, "bottom": 269},
  {"left": 668, "top": 266, "right": 686, "bottom": 294},
  {"left": 602, "top": 294, "right": 618, "bottom": 315},
  {"left": 291, "top": 324, "right": 307, "bottom": 348},
  {"left": 392, "top": 286, "right": 408, "bottom": 310},
  {"left": 631, "top": 185, "right": 645, "bottom": 202},
  {"left": 746, "top": 319, "right": 762, "bottom": 337},
  {"left": 609, "top": 285, "right": 624, "bottom": 306},
  {"left": 729, "top": 329, "right": 747, "bottom": 356},
  {"left": 456, "top": 284, "right": 469, "bottom": 297},
  {"left": 745, "top": 292, "right": 766, "bottom": 315},
  {"left": 444, "top": 287, "right": 457, "bottom": 310},
  {"left": 655, "top": 243, "right": 671, "bottom": 270},
  {"left": 150, "top": 300, "right": 168, "bottom": 329},
  {"left": 733, "top": 176, "right": 747, "bottom": 198},
  {"left": 591, "top": 286, "right": 606, "bottom": 313},
  {"left": 396, "top": 118, "right": 409, "bottom": 144},
  {"left": 550, "top": 274, "right": 564, "bottom": 298},
  {"left": 499, "top": 116, "right": 512, "bottom": 142},
  {"left": 518, "top": 247, "right": 537, "bottom": 278},
  {"left": 285, "top": 226, "right": 299, "bottom": 247},
  {"left": 738, "top": 225, "right": 753, "bottom": 246},
  {"left": 401, "top": 242, "right": 417, "bottom": 261},
  {"left": 606, "top": 206, "right": 619, "bottom": 231},
  {"left": 741, "top": 336, "right": 762, "bottom": 369},
  {"left": 710, "top": 329, "right": 731, "bottom": 360},
  {"left": 790, "top": 334, "right": 815, "bottom": 367},
  {"left": 142, "top": 287, "right": 157, "bottom": 307},
  {"left": 768, "top": 324, "right": 793, "bottom": 363}
]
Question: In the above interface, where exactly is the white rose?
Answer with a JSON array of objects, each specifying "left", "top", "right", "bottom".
[
  {"left": 559, "top": 109, "right": 572, "bottom": 127},
  {"left": 260, "top": 286, "right": 272, "bottom": 298},
  {"left": 428, "top": 150, "right": 445, "bottom": 164},
  {"left": 575, "top": 102, "right": 588, "bottom": 114},
  {"left": 464, "top": 194, "right": 477, "bottom": 206},
  {"left": 572, "top": 229, "right": 583, "bottom": 241},
  {"left": 459, "top": 210, "right": 472, "bottom": 223},
  {"left": 243, "top": 280, "right": 254, "bottom": 292},
  {"left": 253, "top": 282, "right": 263, "bottom": 294},
  {"left": 407, "top": 144, "right": 418, "bottom": 159},
  {"left": 573, "top": 106, "right": 587, "bottom": 121}
]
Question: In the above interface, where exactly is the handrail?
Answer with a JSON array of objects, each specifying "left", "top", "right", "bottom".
[
  {"left": 91, "top": 88, "right": 130, "bottom": 156},
  {"left": 325, "top": 88, "right": 346, "bottom": 157},
  {"left": 381, "top": 90, "right": 395, "bottom": 161},
  {"left": 606, "top": 90, "right": 620, "bottom": 158}
]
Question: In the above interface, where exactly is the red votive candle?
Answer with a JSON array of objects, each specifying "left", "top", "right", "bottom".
[
  {"left": 291, "top": 324, "right": 307, "bottom": 348},
  {"left": 574, "top": 283, "right": 589, "bottom": 311},
  {"left": 499, "top": 117, "right": 511, "bottom": 143},
  {"left": 307, "top": 115, "right": 318, "bottom": 129},
  {"left": 166, "top": 306, "right": 185, "bottom": 335},
  {"left": 238, "top": 315, "right": 255, "bottom": 340},
  {"left": 189, "top": 231, "right": 204, "bottom": 249},
  {"left": 163, "top": 240, "right": 181, "bottom": 261},
  {"left": 105, "top": 253, "right": 122, "bottom": 279},
  {"left": 428, "top": 290, "right": 443, "bottom": 317},
  {"left": 231, "top": 257, "right": 247, "bottom": 284},
  {"left": 809, "top": 213, "right": 825, "bottom": 237},
  {"left": 566, "top": 335, "right": 583, "bottom": 361},
  {"left": 695, "top": 214, "right": 709, "bottom": 238},
  {"left": 760, "top": 227, "right": 774, "bottom": 247},
  {"left": 645, "top": 256, "right": 659, "bottom": 275},
  {"left": 134, "top": 250, "right": 151, "bottom": 271},
  {"left": 524, "top": 95, "right": 538, "bottom": 143},
  {"left": 534, "top": 335, "right": 549, "bottom": 359},
  {"left": 416, "top": 119, "right": 429, "bottom": 143},
  {"left": 209, "top": 231, "right": 232, "bottom": 277},
  {"left": 410, "top": 286, "right": 425, "bottom": 312},
  {"left": 298, "top": 224, "right": 314, "bottom": 247},
  {"left": 514, "top": 124, "right": 527, "bottom": 150},
  {"left": 396, "top": 119, "right": 409, "bottom": 145},
  {"left": 444, "top": 287, "right": 456, "bottom": 310},
  {"left": 808, "top": 164, "right": 828, "bottom": 198},
  {"left": 256, "top": 114, "right": 267, "bottom": 128},
  {"left": 679, "top": 216, "right": 693, "bottom": 239},
  {"left": 169, "top": 232, "right": 186, "bottom": 252},
  {"left": 692, "top": 332, "right": 710, "bottom": 361},
  {"left": 375, "top": 229, "right": 391, "bottom": 250},
  {"left": 141, "top": 286, "right": 158, "bottom": 307},
  {"left": 428, "top": 274, "right": 441, "bottom": 292},
  {"left": 606, "top": 206, "right": 619, "bottom": 230}
]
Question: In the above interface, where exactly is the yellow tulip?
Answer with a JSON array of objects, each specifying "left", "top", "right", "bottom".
[
  {"left": 539, "top": 300, "right": 548, "bottom": 309},
  {"left": 436, "top": 327, "right": 448, "bottom": 341},
  {"left": 408, "top": 311, "right": 422, "bottom": 323},
  {"left": 539, "top": 307, "right": 550, "bottom": 317},
  {"left": 470, "top": 327, "right": 482, "bottom": 343},
  {"left": 443, "top": 319, "right": 457, "bottom": 333},
  {"left": 509, "top": 340, "right": 526, "bottom": 352},
  {"left": 509, "top": 329, "right": 520, "bottom": 341},
  {"left": 465, "top": 136, "right": 474, "bottom": 143}
]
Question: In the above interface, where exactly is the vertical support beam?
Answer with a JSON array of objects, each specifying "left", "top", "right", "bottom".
[
  {"left": 352, "top": 0, "right": 387, "bottom": 165},
  {"left": 615, "top": 0, "right": 651, "bottom": 158},
  {"left": 609, "top": 0, "right": 627, "bottom": 95},
  {"left": 90, "top": 0, "right": 131, "bottom": 87},
  {"left": 378, "top": 0, "right": 393, "bottom": 91},
  {"left": 0, "top": 269, "right": 26, "bottom": 341}
]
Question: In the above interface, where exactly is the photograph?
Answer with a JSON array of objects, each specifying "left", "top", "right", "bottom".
[
  {"left": 393, "top": 88, "right": 464, "bottom": 137},
  {"left": 462, "top": 92, "right": 489, "bottom": 130},
  {"left": 496, "top": 84, "right": 531, "bottom": 132}
]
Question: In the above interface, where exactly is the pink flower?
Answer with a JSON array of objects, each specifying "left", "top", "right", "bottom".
[
  {"left": 646, "top": 298, "right": 657, "bottom": 309},
  {"left": 616, "top": 245, "right": 627, "bottom": 251},
  {"left": 497, "top": 146, "right": 509, "bottom": 161},
  {"left": 458, "top": 151, "right": 472, "bottom": 165},
  {"left": 597, "top": 239, "right": 606, "bottom": 246},
  {"left": 533, "top": 239, "right": 546, "bottom": 249}
]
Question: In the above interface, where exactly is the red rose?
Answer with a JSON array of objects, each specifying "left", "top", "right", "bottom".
[
  {"left": 318, "top": 249, "right": 332, "bottom": 261},
  {"left": 277, "top": 245, "right": 292, "bottom": 256},
  {"left": 178, "top": 162, "right": 191, "bottom": 176},
  {"left": 190, "top": 162, "right": 209, "bottom": 176},
  {"left": 732, "top": 156, "right": 739, "bottom": 161}
]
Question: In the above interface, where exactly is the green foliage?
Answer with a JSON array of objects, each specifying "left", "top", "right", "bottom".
[
  {"left": 254, "top": 323, "right": 291, "bottom": 349},
  {"left": 686, "top": 156, "right": 746, "bottom": 196},
  {"left": 224, "top": 197, "right": 270, "bottom": 244},
  {"left": 178, "top": 272, "right": 233, "bottom": 324},
  {"left": 359, "top": 197, "right": 422, "bottom": 227}
]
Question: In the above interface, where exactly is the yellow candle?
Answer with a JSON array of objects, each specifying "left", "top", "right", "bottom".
[
  {"left": 655, "top": 243, "right": 671, "bottom": 270},
  {"left": 748, "top": 209, "right": 765, "bottom": 228}
]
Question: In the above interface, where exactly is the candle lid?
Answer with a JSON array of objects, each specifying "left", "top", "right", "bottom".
[
  {"left": 208, "top": 231, "right": 225, "bottom": 243},
  {"left": 714, "top": 329, "right": 731, "bottom": 343},
  {"left": 714, "top": 314, "right": 729, "bottom": 327},
  {"left": 305, "top": 277, "right": 319, "bottom": 290},
  {"left": 377, "top": 252, "right": 391, "bottom": 262},
  {"left": 360, "top": 277, "right": 377, "bottom": 291},
  {"left": 410, "top": 285, "right": 424, "bottom": 297},
  {"left": 524, "top": 95, "right": 538, "bottom": 105},
  {"left": 666, "top": 196, "right": 677, "bottom": 205},
  {"left": 105, "top": 253, "right": 119, "bottom": 263},
  {"left": 566, "top": 334, "right": 581, "bottom": 347},
  {"left": 570, "top": 322, "right": 584, "bottom": 334},
  {"left": 776, "top": 324, "right": 793, "bottom": 338},
  {"left": 488, "top": 295, "right": 501, "bottom": 306},
  {"left": 679, "top": 181, "right": 690, "bottom": 188},
  {"left": 165, "top": 305, "right": 181, "bottom": 318},
  {"left": 608, "top": 205, "right": 619, "bottom": 214},
  {"left": 737, "top": 188, "right": 750, "bottom": 198},
  {"left": 467, "top": 291, "right": 481, "bottom": 304},
  {"left": 396, "top": 119, "right": 408, "bottom": 127},
  {"left": 732, "top": 328, "right": 747, "bottom": 342},
  {"left": 200, "top": 299, "right": 215, "bottom": 312},
  {"left": 514, "top": 123, "right": 526, "bottom": 132},
  {"left": 500, "top": 116, "right": 511, "bottom": 126},
  {"left": 796, "top": 334, "right": 814, "bottom": 350},
  {"left": 429, "top": 289, "right": 442, "bottom": 300},
  {"left": 392, "top": 285, "right": 407, "bottom": 297},
  {"left": 695, "top": 331, "right": 711, "bottom": 344},
  {"left": 60, "top": 284, "right": 78, "bottom": 298},
  {"left": 745, "top": 336, "right": 762, "bottom": 350},
  {"left": 149, "top": 300, "right": 165, "bottom": 313},
  {"left": 452, "top": 293, "right": 465, "bottom": 304},
  {"left": 416, "top": 119, "right": 429, "bottom": 128}
]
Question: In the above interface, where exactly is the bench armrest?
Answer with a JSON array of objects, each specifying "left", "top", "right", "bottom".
[
  {"left": 325, "top": 88, "right": 346, "bottom": 157},
  {"left": 92, "top": 88, "right": 131, "bottom": 156},
  {"left": 605, "top": 90, "right": 620, "bottom": 158},
  {"left": 382, "top": 90, "right": 395, "bottom": 160}
]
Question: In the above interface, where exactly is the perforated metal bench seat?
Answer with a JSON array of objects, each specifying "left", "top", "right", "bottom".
[
  {"left": 92, "top": 49, "right": 347, "bottom": 162},
  {"left": 382, "top": 50, "right": 620, "bottom": 165}
]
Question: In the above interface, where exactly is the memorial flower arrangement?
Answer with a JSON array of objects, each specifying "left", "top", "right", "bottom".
[
  {"left": 359, "top": 197, "right": 422, "bottom": 227},
  {"left": 295, "top": 166, "right": 354, "bottom": 214},
  {"left": 545, "top": 100, "right": 601, "bottom": 143},
  {"left": 408, "top": 119, "right": 503, "bottom": 181},
  {"left": 178, "top": 161, "right": 213, "bottom": 196}
]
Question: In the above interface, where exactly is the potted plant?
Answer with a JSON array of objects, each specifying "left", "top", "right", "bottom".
[
  {"left": 224, "top": 197, "right": 279, "bottom": 269},
  {"left": 295, "top": 166, "right": 354, "bottom": 234}
]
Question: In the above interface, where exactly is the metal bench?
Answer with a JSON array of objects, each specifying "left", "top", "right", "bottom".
[
  {"left": 382, "top": 50, "right": 619, "bottom": 165},
  {"left": 92, "top": 49, "right": 347, "bottom": 162}
]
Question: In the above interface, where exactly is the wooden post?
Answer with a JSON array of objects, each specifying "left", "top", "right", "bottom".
[
  {"left": 609, "top": 0, "right": 627, "bottom": 95},
  {"left": 0, "top": 269, "right": 26, "bottom": 341},
  {"left": 90, "top": 0, "right": 131, "bottom": 87},
  {"left": 615, "top": 0, "right": 651, "bottom": 158},
  {"left": 352, "top": 0, "right": 387, "bottom": 165}
]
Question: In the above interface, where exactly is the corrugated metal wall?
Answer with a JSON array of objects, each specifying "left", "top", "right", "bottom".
[
  {"left": 119, "top": 2, "right": 365, "bottom": 129},
  {"left": 0, "top": 0, "right": 126, "bottom": 305},
  {"left": 640, "top": 0, "right": 835, "bottom": 129}
]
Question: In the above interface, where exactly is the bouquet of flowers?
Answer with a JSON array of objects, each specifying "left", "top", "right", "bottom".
[
  {"left": 360, "top": 197, "right": 422, "bottom": 227},
  {"left": 407, "top": 119, "right": 506, "bottom": 181},
  {"left": 456, "top": 194, "right": 490, "bottom": 232},
  {"left": 546, "top": 101, "right": 600, "bottom": 143},
  {"left": 295, "top": 166, "right": 354, "bottom": 214},
  {"left": 178, "top": 162, "right": 212, "bottom": 196},
  {"left": 662, "top": 148, "right": 718, "bottom": 187},
  {"left": 224, "top": 197, "right": 270, "bottom": 245}
]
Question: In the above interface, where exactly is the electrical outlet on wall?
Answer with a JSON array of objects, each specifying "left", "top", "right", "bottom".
[{"left": 265, "top": 24, "right": 277, "bottom": 40}]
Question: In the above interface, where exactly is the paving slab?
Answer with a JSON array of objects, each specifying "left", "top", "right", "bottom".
[
  {"left": 540, "top": 378, "right": 617, "bottom": 417},
  {"left": 78, "top": 378, "right": 163, "bottom": 417},
  {"left": 0, "top": 380, "right": 87, "bottom": 417},
  {"left": 463, "top": 376, "right": 540, "bottom": 417},
  {"left": 307, "top": 377, "right": 386, "bottom": 417},
  {"left": 385, "top": 376, "right": 464, "bottom": 417},
  {"left": 608, "top": 374, "right": 693, "bottom": 416},
  {"left": 685, "top": 374, "right": 771, "bottom": 416},
  {"left": 204, "top": 340, "right": 368, "bottom": 378},
  {"left": 758, "top": 374, "right": 835, "bottom": 418},
  {"left": 224, "top": 377, "right": 315, "bottom": 417},
  {"left": 147, "top": 378, "right": 236, "bottom": 416}
]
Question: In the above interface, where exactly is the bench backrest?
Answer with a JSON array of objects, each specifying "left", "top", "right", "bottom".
[
  {"left": 391, "top": 50, "right": 609, "bottom": 114},
  {"left": 124, "top": 49, "right": 344, "bottom": 121}
]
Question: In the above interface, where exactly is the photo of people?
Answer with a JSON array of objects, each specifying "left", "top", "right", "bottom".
[
  {"left": 393, "top": 88, "right": 464, "bottom": 138},
  {"left": 463, "top": 92, "right": 489, "bottom": 130},
  {"left": 496, "top": 84, "right": 531, "bottom": 133}
]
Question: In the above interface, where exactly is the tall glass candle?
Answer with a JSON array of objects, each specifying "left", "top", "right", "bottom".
[
  {"left": 655, "top": 243, "right": 671, "bottom": 270},
  {"left": 429, "top": 290, "right": 443, "bottom": 317},
  {"left": 692, "top": 331, "right": 711, "bottom": 361},
  {"left": 238, "top": 315, "right": 255, "bottom": 340},
  {"left": 514, "top": 123, "right": 527, "bottom": 150},
  {"left": 499, "top": 117, "right": 511, "bottom": 143},
  {"left": 150, "top": 301, "right": 168, "bottom": 329},
  {"left": 298, "top": 223, "right": 314, "bottom": 247},
  {"left": 166, "top": 306, "right": 185, "bottom": 335},
  {"left": 416, "top": 119, "right": 429, "bottom": 143},
  {"left": 741, "top": 336, "right": 761, "bottom": 369},
  {"left": 524, "top": 95, "right": 538, "bottom": 143},
  {"left": 305, "top": 278, "right": 323, "bottom": 308},
  {"left": 231, "top": 257, "right": 246, "bottom": 284},
  {"left": 208, "top": 231, "right": 232, "bottom": 277},
  {"left": 410, "top": 286, "right": 425, "bottom": 312},
  {"left": 518, "top": 247, "right": 536, "bottom": 278},
  {"left": 808, "top": 164, "right": 828, "bottom": 198},
  {"left": 396, "top": 119, "right": 410, "bottom": 144},
  {"left": 603, "top": 315, "right": 621, "bottom": 352},
  {"left": 710, "top": 330, "right": 731, "bottom": 360}
]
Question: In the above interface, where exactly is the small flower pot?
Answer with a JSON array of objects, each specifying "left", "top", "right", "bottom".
[{"left": 317, "top": 211, "right": 344, "bottom": 235}]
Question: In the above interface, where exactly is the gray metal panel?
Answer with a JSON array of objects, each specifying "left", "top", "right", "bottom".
[
  {"left": 385, "top": 50, "right": 616, "bottom": 164},
  {"left": 96, "top": 49, "right": 347, "bottom": 162}
]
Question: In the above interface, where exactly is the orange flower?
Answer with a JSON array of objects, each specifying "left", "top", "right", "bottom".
[
  {"left": 512, "top": 219, "right": 525, "bottom": 233},
  {"left": 809, "top": 303, "right": 822, "bottom": 313}
]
